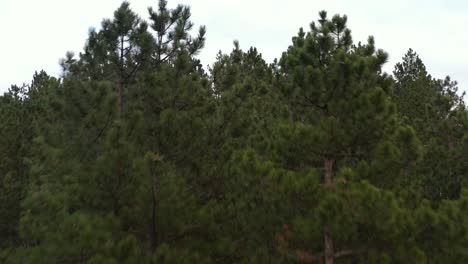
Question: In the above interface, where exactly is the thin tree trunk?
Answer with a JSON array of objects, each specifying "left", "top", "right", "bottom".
[
  {"left": 447, "top": 135, "right": 454, "bottom": 151},
  {"left": 323, "top": 157, "right": 335, "bottom": 264},
  {"left": 150, "top": 165, "right": 158, "bottom": 249},
  {"left": 324, "top": 231, "right": 334, "bottom": 264},
  {"left": 324, "top": 158, "right": 334, "bottom": 187},
  {"left": 118, "top": 36, "right": 125, "bottom": 118},
  {"left": 118, "top": 80, "right": 124, "bottom": 118}
]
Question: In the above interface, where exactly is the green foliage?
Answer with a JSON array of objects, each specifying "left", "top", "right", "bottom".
[
  {"left": 0, "top": 3, "right": 467, "bottom": 264},
  {"left": 393, "top": 49, "right": 467, "bottom": 203}
]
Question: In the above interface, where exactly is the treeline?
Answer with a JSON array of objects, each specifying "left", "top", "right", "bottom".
[{"left": 1, "top": 1, "right": 467, "bottom": 263}]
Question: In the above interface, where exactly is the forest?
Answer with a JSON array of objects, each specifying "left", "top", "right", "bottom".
[{"left": 0, "top": 1, "right": 467, "bottom": 263}]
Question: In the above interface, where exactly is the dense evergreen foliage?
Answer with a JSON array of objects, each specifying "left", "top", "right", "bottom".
[{"left": 1, "top": 2, "right": 467, "bottom": 263}]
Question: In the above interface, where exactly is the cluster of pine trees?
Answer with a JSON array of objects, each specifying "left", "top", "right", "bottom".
[{"left": 1, "top": 1, "right": 467, "bottom": 263}]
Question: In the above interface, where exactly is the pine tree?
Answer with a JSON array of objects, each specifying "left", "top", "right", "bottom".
[
  {"left": 393, "top": 49, "right": 467, "bottom": 202},
  {"left": 276, "top": 11, "right": 421, "bottom": 263},
  {"left": 0, "top": 85, "right": 29, "bottom": 250},
  {"left": 61, "top": 0, "right": 205, "bottom": 117},
  {"left": 9, "top": 2, "right": 213, "bottom": 262},
  {"left": 0, "top": 71, "right": 61, "bottom": 254},
  {"left": 202, "top": 43, "right": 290, "bottom": 261}
]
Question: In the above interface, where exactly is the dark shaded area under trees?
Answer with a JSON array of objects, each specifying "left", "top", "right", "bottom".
[{"left": 1, "top": 1, "right": 467, "bottom": 263}]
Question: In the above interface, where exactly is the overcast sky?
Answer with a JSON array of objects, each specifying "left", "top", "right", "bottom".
[{"left": 1, "top": 0, "right": 467, "bottom": 95}]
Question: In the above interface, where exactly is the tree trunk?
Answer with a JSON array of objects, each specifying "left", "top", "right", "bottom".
[
  {"left": 323, "top": 158, "right": 335, "bottom": 264},
  {"left": 150, "top": 165, "right": 158, "bottom": 249},
  {"left": 118, "top": 80, "right": 124, "bottom": 118},
  {"left": 324, "top": 231, "right": 334, "bottom": 264},
  {"left": 118, "top": 35, "right": 125, "bottom": 118},
  {"left": 447, "top": 135, "right": 455, "bottom": 151},
  {"left": 324, "top": 158, "right": 334, "bottom": 187}
]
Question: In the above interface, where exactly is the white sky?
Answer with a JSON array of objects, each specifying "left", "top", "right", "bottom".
[{"left": 1, "top": 0, "right": 467, "bottom": 95}]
